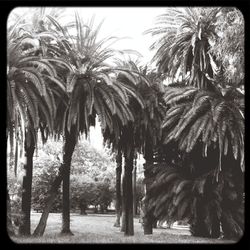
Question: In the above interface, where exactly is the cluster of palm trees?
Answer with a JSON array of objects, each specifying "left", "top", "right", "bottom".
[
  {"left": 144, "top": 7, "right": 244, "bottom": 239},
  {"left": 7, "top": 7, "right": 244, "bottom": 240}
]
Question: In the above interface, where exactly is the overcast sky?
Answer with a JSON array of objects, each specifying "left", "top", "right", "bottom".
[
  {"left": 10, "top": 7, "right": 165, "bottom": 64},
  {"left": 74, "top": 7, "right": 164, "bottom": 64}
]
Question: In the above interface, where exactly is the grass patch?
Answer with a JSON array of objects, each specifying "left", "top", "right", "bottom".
[{"left": 10, "top": 213, "right": 236, "bottom": 244}]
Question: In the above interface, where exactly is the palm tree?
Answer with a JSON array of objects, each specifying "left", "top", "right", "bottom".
[
  {"left": 7, "top": 8, "right": 71, "bottom": 236},
  {"left": 145, "top": 7, "right": 244, "bottom": 238},
  {"left": 147, "top": 81, "right": 244, "bottom": 238},
  {"left": 131, "top": 65, "right": 166, "bottom": 234},
  {"left": 104, "top": 60, "right": 166, "bottom": 235},
  {"left": 145, "top": 7, "right": 223, "bottom": 88},
  {"left": 33, "top": 12, "right": 143, "bottom": 236}
]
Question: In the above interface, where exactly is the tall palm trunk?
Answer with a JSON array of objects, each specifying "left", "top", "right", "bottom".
[
  {"left": 123, "top": 150, "right": 134, "bottom": 236},
  {"left": 33, "top": 126, "right": 77, "bottom": 237},
  {"left": 114, "top": 149, "right": 122, "bottom": 227},
  {"left": 121, "top": 166, "right": 125, "bottom": 232},
  {"left": 60, "top": 125, "right": 77, "bottom": 235},
  {"left": 133, "top": 161, "right": 137, "bottom": 216},
  {"left": 19, "top": 132, "right": 35, "bottom": 236},
  {"left": 143, "top": 138, "right": 153, "bottom": 235},
  {"left": 61, "top": 146, "right": 73, "bottom": 235}
]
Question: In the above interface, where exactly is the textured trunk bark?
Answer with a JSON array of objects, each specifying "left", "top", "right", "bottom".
[
  {"left": 123, "top": 153, "right": 134, "bottom": 236},
  {"left": 114, "top": 150, "right": 122, "bottom": 227},
  {"left": 18, "top": 134, "right": 35, "bottom": 236},
  {"left": 33, "top": 126, "right": 77, "bottom": 237}
]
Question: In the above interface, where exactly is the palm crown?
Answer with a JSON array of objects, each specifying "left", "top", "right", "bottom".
[{"left": 146, "top": 7, "right": 222, "bottom": 88}]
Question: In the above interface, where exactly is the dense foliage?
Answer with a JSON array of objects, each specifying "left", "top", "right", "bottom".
[
  {"left": 145, "top": 7, "right": 244, "bottom": 239},
  {"left": 70, "top": 140, "right": 116, "bottom": 213},
  {"left": 146, "top": 163, "right": 244, "bottom": 239}
]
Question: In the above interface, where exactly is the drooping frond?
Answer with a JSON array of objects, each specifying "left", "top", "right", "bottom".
[
  {"left": 146, "top": 164, "right": 244, "bottom": 239},
  {"left": 146, "top": 7, "right": 223, "bottom": 89},
  {"left": 162, "top": 85, "right": 244, "bottom": 174}
]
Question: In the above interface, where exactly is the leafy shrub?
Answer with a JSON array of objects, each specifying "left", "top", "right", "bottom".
[{"left": 31, "top": 138, "right": 116, "bottom": 213}]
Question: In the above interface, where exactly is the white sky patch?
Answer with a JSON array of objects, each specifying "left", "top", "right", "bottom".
[
  {"left": 74, "top": 7, "right": 164, "bottom": 64},
  {"left": 89, "top": 120, "right": 103, "bottom": 150}
]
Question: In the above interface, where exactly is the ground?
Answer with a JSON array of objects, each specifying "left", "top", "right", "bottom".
[{"left": 10, "top": 212, "right": 236, "bottom": 244}]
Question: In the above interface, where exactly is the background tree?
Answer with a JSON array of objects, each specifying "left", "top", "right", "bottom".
[
  {"left": 29, "top": 138, "right": 115, "bottom": 216},
  {"left": 70, "top": 140, "right": 116, "bottom": 214},
  {"left": 101, "top": 59, "right": 149, "bottom": 236},
  {"left": 209, "top": 8, "right": 244, "bottom": 86},
  {"left": 32, "top": 139, "right": 63, "bottom": 213}
]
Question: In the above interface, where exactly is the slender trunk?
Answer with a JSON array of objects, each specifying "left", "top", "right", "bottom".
[
  {"left": 33, "top": 126, "right": 77, "bottom": 237},
  {"left": 7, "top": 189, "right": 15, "bottom": 237},
  {"left": 121, "top": 167, "right": 125, "bottom": 232},
  {"left": 19, "top": 134, "right": 35, "bottom": 236},
  {"left": 80, "top": 201, "right": 87, "bottom": 215},
  {"left": 123, "top": 152, "right": 134, "bottom": 236},
  {"left": 153, "top": 219, "right": 158, "bottom": 228},
  {"left": 190, "top": 198, "right": 210, "bottom": 237},
  {"left": 143, "top": 139, "right": 153, "bottom": 235},
  {"left": 80, "top": 208, "right": 87, "bottom": 215},
  {"left": 133, "top": 164, "right": 137, "bottom": 216},
  {"left": 211, "top": 216, "right": 220, "bottom": 238},
  {"left": 61, "top": 126, "right": 77, "bottom": 235},
  {"left": 33, "top": 165, "right": 64, "bottom": 236},
  {"left": 114, "top": 150, "right": 122, "bottom": 227},
  {"left": 61, "top": 157, "right": 73, "bottom": 235}
]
